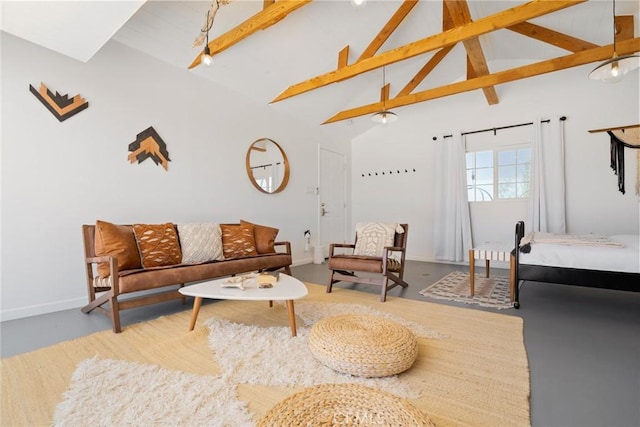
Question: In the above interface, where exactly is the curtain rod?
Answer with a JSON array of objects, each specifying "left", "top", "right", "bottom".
[{"left": 434, "top": 116, "right": 567, "bottom": 140}]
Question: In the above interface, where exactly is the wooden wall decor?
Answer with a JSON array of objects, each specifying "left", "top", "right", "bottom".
[
  {"left": 29, "top": 82, "right": 88, "bottom": 122},
  {"left": 128, "top": 126, "right": 171, "bottom": 171}
]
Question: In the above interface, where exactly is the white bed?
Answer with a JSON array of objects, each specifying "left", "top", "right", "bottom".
[
  {"left": 513, "top": 222, "right": 640, "bottom": 308},
  {"left": 519, "top": 234, "right": 640, "bottom": 273}
]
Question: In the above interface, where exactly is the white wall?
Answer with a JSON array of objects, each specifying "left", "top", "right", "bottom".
[
  {"left": 352, "top": 64, "right": 640, "bottom": 262},
  {"left": 0, "top": 32, "right": 348, "bottom": 320}
]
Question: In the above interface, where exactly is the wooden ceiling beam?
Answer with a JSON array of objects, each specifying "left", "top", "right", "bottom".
[
  {"left": 357, "top": 0, "right": 419, "bottom": 62},
  {"left": 188, "top": 0, "right": 312, "bottom": 70},
  {"left": 507, "top": 22, "right": 598, "bottom": 52},
  {"left": 273, "top": 0, "right": 586, "bottom": 102},
  {"left": 323, "top": 37, "right": 640, "bottom": 124},
  {"left": 397, "top": 45, "right": 456, "bottom": 97},
  {"left": 444, "top": 0, "right": 498, "bottom": 105}
]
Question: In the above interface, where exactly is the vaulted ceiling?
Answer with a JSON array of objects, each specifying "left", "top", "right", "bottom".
[{"left": 2, "top": 0, "right": 639, "bottom": 140}]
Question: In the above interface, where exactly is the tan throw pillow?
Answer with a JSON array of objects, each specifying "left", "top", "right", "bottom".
[
  {"left": 177, "top": 223, "right": 223, "bottom": 264},
  {"left": 353, "top": 222, "right": 404, "bottom": 257},
  {"left": 94, "top": 220, "right": 142, "bottom": 278},
  {"left": 241, "top": 219, "right": 278, "bottom": 254},
  {"left": 220, "top": 223, "right": 258, "bottom": 259},
  {"left": 132, "top": 223, "right": 182, "bottom": 268}
]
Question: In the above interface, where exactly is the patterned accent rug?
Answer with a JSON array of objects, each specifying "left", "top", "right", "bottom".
[{"left": 419, "top": 271, "right": 514, "bottom": 309}]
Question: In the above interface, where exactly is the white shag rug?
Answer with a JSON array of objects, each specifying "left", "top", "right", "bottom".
[
  {"left": 52, "top": 358, "right": 254, "bottom": 427},
  {"left": 54, "top": 302, "right": 443, "bottom": 425},
  {"left": 206, "top": 302, "right": 445, "bottom": 399}
]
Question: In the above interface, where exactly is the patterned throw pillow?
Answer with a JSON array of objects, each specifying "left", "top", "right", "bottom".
[
  {"left": 353, "top": 223, "right": 404, "bottom": 257},
  {"left": 94, "top": 220, "right": 142, "bottom": 278},
  {"left": 240, "top": 219, "right": 278, "bottom": 254},
  {"left": 177, "top": 223, "right": 223, "bottom": 264},
  {"left": 220, "top": 223, "right": 258, "bottom": 259},
  {"left": 132, "top": 223, "right": 182, "bottom": 268}
]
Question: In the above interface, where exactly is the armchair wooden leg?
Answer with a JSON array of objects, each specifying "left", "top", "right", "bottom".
[
  {"left": 110, "top": 296, "right": 122, "bottom": 333},
  {"left": 380, "top": 277, "right": 389, "bottom": 302},
  {"left": 327, "top": 272, "right": 334, "bottom": 294}
]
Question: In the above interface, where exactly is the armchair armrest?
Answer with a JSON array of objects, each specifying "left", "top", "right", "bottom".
[
  {"left": 329, "top": 243, "right": 355, "bottom": 257},
  {"left": 86, "top": 256, "right": 112, "bottom": 263},
  {"left": 274, "top": 241, "right": 292, "bottom": 255}
]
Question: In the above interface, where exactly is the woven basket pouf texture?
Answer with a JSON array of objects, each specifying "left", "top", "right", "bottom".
[
  {"left": 257, "top": 383, "right": 435, "bottom": 427},
  {"left": 308, "top": 314, "right": 418, "bottom": 378}
]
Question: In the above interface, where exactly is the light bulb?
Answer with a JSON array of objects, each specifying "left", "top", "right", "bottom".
[{"left": 202, "top": 54, "right": 213, "bottom": 66}]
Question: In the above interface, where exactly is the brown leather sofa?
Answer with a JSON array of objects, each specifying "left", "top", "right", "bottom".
[{"left": 81, "top": 223, "right": 292, "bottom": 333}]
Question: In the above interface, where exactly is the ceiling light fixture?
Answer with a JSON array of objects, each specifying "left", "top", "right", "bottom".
[
  {"left": 351, "top": 0, "right": 366, "bottom": 8},
  {"left": 589, "top": 0, "right": 640, "bottom": 83},
  {"left": 371, "top": 67, "right": 398, "bottom": 125},
  {"left": 201, "top": 10, "right": 214, "bottom": 66}
]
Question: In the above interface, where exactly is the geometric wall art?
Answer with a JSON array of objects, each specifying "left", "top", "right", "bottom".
[
  {"left": 29, "top": 82, "right": 89, "bottom": 122},
  {"left": 127, "top": 126, "right": 171, "bottom": 171}
]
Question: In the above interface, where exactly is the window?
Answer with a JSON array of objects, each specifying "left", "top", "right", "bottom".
[{"left": 466, "top": 146, "right": 531, "bottom": 202}]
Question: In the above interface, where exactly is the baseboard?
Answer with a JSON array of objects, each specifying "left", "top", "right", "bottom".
[{"left": 0, "top": 296, "right": 86, "bottom": 322}]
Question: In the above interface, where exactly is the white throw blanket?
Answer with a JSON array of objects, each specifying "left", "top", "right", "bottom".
[{"left": 520, "top": 232, "right": 625, "bottom": 248}]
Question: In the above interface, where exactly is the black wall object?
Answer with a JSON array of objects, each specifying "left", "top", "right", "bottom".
[
  {"left": 29, "top": 82, "right": 89, "bottom": 122},
  {"left": 128, "top": 126, "right": 171, "bottom": 171}
]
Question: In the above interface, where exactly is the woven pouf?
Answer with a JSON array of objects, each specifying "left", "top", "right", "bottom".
[
  {"left": 258, "top": 383, "right": 435, "bottom": 427},
  {"left": 308, "top": 314, "right": 418, "bottom": 378}
]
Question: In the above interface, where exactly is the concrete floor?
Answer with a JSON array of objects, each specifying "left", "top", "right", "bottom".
[{"left": 2, "top": 260, "right": 639, "bottom": 427}]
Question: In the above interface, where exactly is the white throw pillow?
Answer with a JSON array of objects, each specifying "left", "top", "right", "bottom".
[
  {"left": 353, "top": 222, "right": 404, "bottom": 257},
  {"left": 177, "top": 223, "right": 223, "bottom": 264}
]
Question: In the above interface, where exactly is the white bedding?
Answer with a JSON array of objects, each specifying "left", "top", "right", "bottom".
[{"left": 519, "top": 235, "right": 640, "bottom": 273}]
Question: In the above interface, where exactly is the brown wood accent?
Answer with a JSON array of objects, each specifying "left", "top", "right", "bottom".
[
  {"left": 444, "top": 0, "right": 498, "bottom": 105},
  {"left": 263, "top": 0, "right": 275, "bottom": 8},
  {"left": 507, "top": 21, "right": 598, "bottom": 52},
  {"left": 188, "top": 0, "right": 312, "bottom": 69},
  {"left": 588, "top": 124, "right": 640, "bottom": 133},
  {"left": 380, "top": 82, "right": 390, "bottom": 102},
  {"left": 118, "top": 290, "right": 184, "bottom": 310},
  {"left": 286, "top": 300, "right": 297, "bottom": 337},
  {"left": 188, "top": 296, "right": 203, "bottom": 331},
  {"left": 272, "top": 0, "right": 585, "bottom": 102},
  {"left": 338, "top": 46, "right": 349, "bottom": 68},
  {"left": 397, "top": 45, "right": 455, "bottom": 97},
  {"left": 356, "top": 0, "right": 419, "bottom": 62},
  {"left": 324, "top": 37, "right": 640, "bottom": 124},
  {"left": 616, "top": 15, "right": 634, "bottom": 42},
  {"left": 469, "top": 249, "right": 475, "bottom": 296}
]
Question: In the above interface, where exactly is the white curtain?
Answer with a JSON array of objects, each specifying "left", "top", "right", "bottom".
[
  {"left": 434, "top": 133, "right": 473, "bottom": 261},
  {"left": 527, "top": 116, "right": 566, "bottom": 233}
]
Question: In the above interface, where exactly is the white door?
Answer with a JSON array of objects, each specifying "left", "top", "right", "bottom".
[{"left": 319, "top": 148, "right": 347, "bottom": 255}]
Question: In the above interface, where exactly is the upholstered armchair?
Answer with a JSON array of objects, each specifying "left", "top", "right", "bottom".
[{"left": 326, "top": 223, "right": 409, "bottom": 302}]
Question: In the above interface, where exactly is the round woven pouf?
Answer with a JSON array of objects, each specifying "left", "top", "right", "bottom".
[
  {"left": 257, "top": 383, "right": 435, "bottom": 427},
  {"left": 308, "top": 314, "right": 418, "bottom": 378}
]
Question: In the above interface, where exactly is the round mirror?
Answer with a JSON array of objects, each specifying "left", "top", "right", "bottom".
[{"left": 245, "top": 138, "right": 290, "bottom": 194}]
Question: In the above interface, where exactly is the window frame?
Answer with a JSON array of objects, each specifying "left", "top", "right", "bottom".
[{"left": 466, "top": 143, "right": 531, "bottom": 203}]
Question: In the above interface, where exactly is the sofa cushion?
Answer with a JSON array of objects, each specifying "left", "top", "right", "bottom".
[
  {"left": 94, "top": 220, "right": 142, "bottom": 278},
  {"left": 177, "top": 223, "right": 224, "bottom": 264},
  {"left": 353, "top": 223, "right": 404, "bottom": 257},
  {"left": 221, "top": 223, "right": 258, "bottom": 259},
  {"left": 133, "top": 223, "right": 182, "bottom": 268},
  {"left": 241, "top": 219, "right": 278, "bottom": 254}
]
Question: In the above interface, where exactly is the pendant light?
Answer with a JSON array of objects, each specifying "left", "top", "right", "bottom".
[
  {"left": 371, "top": 68, "right": 398, "bottom": 124},
  {"left": 588, "top": 0, "right": 640, "bottom": 83},
  {"left": 200, "top": 9, "right": 214, "bottom": 66}
]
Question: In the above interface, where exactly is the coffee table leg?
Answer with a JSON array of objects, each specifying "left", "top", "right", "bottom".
[
  {"left": 286, "top": 300, "right": 297, "bottom": 337},
  {"left": 188, "top": 296, "right": 203, "bottom": 331}
]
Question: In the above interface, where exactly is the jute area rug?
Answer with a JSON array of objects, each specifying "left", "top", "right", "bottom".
[
  {"left": 1, "top": 283, "right": 530, "bottom": 426},
  {"left": 419, "top": 271, "right": 514, "bottom": 309}
]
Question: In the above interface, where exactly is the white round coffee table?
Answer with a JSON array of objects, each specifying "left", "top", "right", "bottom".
[{"left": 179, "top": 273, "right": 308, "bottom": 336}]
